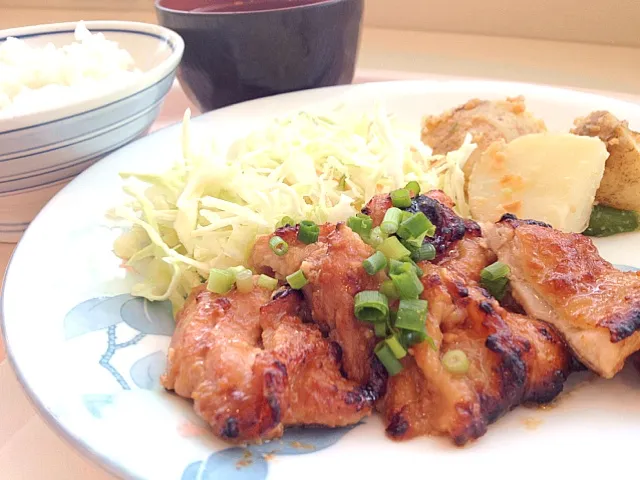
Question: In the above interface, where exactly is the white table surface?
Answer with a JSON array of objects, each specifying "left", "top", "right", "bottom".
[{"left": 2, "top": 70, "right": 640, "bottom": 479}]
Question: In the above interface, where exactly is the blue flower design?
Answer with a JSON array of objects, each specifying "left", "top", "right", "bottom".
[
  {"left": 130, "top": 351, "right": 167, "bottom": 390},
  {"left": 65, "top": 294, "right": 174, "bottom": 391},
  {"left": 181, "top": 425, "right": 359, "bottom": 480},
  {"left": 83, "top": 394, "right": 115, "bottom": 419},
  {"left": 64, "top": 294, "right": 174, "bottom": 339},
  {"left": 181, "top": 448, "right": 268, "bottom": 480}
]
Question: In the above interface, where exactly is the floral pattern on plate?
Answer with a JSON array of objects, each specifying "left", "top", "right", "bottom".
[
  {"left": 63, "top": 294, "right": 360, "bottom": 479},
  {"left": 61, "top": 263, "right": 640, "bottom": 478}
]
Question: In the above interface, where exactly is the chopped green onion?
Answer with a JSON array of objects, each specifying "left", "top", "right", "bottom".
[
  {"left": 276, "top": 216, "right": 295, "bottom": 228},
  {"left": 389, "top": 260, "right": 424, "bottom": 277},
  {"left": 207, "top": 268, "right": 235, "bottom": 294},
  {"left": 398, "top": 329, "right": 436, "bottom": 350},
  {"left": 286, "top": 269, "right": 308, "bottom": 289},
  {"left": 402, "top": 231, "right": 428, "bottom": 249},
  {"left": 482, "top": 277, "right": 509, "bottom": 300},
  {"left": 298, "top": 220, "right": 320, "bottom": 244},
  {"left": 364, "top": 226, "right": 385, "bottom": 248},
  {"left": 406, "top": 258, "right": 423, "bottom": 277},
  {"left": 235, "top": 269, "right": 254, "bottom": 293},
  {"left": 258, "top": 274, "right": 278, "bottom": 291},
  {"left": 354, "top": 291, "right": 389, "bottom": 323},
  {"left": 481, "top": 261, "right": 510, "bottom": 281},
  {"left": 375, "top": 341, "right": 404, "bottom": 376},
  {"left": 395, "top": 299, "right": 428, "bottom": 332},
  {"left": 389, "top": 259, "right": 409, "bottom": 275},
  {"left": 480, "top": 262, "right": 511, "bottom": 300},
  {"left": 390, "top": 271, "right": 424, "bottom": 300},
  {"left": 228, "top": 266, "right": 246, "bottom": 277},
  {"left": 338, "top": 175, "right": 347, "bottom": 190},
  {"left": 347, "top": 216, "right": 360, "bottom": 231},
  {"left": 405, "top": 181, "right": 421, "bottom": 196},
  {"left": 363, "top": 251, "right": 388, "bottom": 275},
  {"left": 356, "top": 213, "right": 373, "bottom": 235},
  {"left": 374, "top": 322, "right": 388, "bottom": 338},
  {"left": 442, "top": 349, "right": 470, "bottom": 375},
  {"left": 377, "top": 236, "right": 411, "bottom": 261},
  {"left": 347, "top": 214, "right": 373, "bottom": 238},
  {"left": 386, "top": 335, "right": 407, "bottom": 359},
  {"left": 411, "top": 243, "right": 436, "bottom": 262},
  {"left": 269, "top": 236, "right": 289, "bottom": 256},
  {"left": 381, "top": 207, "right": 403, "bottom": 235},
  {"left": 399, "top": 329, "right": 427, "bottom": 348},
  {"left": 389, "top": 259, "right": 422, "bottom": 278},
  {"left": 379, "top": 279, "right": 399, "bottom": 300},
  {"left": 390, "top": 188, "right": 412, "bottom": 208},
  {"left": 397, "top": 212, "right": 435, "bottom": 239}
]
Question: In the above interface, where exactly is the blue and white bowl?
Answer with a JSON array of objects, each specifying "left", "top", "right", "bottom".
[{"left": 0, "top": 21, "right": 184, "bottom": 242}]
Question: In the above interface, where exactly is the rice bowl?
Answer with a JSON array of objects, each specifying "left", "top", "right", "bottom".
[{"left": 0, "top": 21, "right": 184, "bottom": 242}]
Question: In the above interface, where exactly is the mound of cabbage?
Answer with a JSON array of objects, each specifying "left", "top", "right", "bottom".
[{"left": 111, "top": 105, "right": 476, "bottom": 311}]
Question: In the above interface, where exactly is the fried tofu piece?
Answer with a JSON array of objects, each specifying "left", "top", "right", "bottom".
[
  {"left": 483, "top": 215, "right": 640, "bottom": 378},
  {"left": 572, "top": 110, "right": 640, "bottom": 212},
  {"left": 421, "top": 96, "right": 547, "bottom": 180},
  {"left": 161, "top": 284, "right": 371, "bottom": 443}
]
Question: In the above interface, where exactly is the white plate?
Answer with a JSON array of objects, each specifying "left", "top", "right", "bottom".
[{"left": 4, "top": 80, "right": 640, "bottom": 480}]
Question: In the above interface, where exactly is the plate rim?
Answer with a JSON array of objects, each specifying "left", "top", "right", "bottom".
[{"left": 4, "top": 78, "right": 640, "bottom": 479}]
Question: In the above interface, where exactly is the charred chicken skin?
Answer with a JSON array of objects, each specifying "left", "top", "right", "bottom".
[
  {"left": 161, "top": 282, "right": 371, "bottom": 444},
  {"left": 484, "top": 214, "right": 640, "bottom": 378},
  {"left": 366, "top": 191, "right": 572, "bottom": 444},
  {"left": 382, "top": 265, "right": 572, "bottom": 444},
  {"left": 163, "top": 187, "right": 639, "bottom": 448}
]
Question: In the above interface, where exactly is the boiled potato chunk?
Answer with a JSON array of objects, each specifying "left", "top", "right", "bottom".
[
  {"left": 571, "top": 111, "right": 640, "bottom": 212},
  {"left": 468, "top": 133, "right": 608, "bottom": 232}
]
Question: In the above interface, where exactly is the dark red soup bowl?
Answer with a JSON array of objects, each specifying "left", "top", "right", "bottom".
[{"left": 155, "top": 0, "right": 364, "bottom": 111}]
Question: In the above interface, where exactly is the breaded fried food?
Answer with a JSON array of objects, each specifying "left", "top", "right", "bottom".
[
  {"left": 572, "top": 110, "right": 640, "bottom": 212},
  {"left": 161, "top": 284, "right": 371, "bottom": 443},
  {"left": 421, "top": 96, "right": 546, "bottom": 180},
  {"left": 483, "top": 214, "right": 640, "bottom": 378}
]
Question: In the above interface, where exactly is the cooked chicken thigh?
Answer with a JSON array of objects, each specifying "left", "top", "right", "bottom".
[
  {"left": 252, "top": 223, "right": 387, "bottom": 395},
  {"left": 483, "top": 214, "right": 640, "bottom": 378},
  {"left": 161, "top": 283, "right": 372, "bottom": 443}
]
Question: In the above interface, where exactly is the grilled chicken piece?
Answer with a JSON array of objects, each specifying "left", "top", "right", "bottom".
[
  {"left": 483, "top": 214, "right": 640, "bottom": 378},
  {"left": 161, "top": 283, "right": 371, "bottom": 443},
  {"left": 381, "top": 265, "right": 572, "bottom": 445},
  {"left": 363, "top": 191, "right": 496, "bottom": 278},
  {"left": 250, "top": 223, "right": 335, "bottom": 280},
  {"left": 162, "top": 282, "right": 271, "bottom": 399},
  {"left": 366, "top": 191, "right": 571, "bottom": 444},
  {"left": 252, "top": 223, "right": 387, "bottom": 394}
]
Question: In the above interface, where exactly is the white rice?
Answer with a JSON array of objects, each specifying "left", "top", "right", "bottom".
[{"left": 0, "top": 22, "right": 142, "bottom": 119}]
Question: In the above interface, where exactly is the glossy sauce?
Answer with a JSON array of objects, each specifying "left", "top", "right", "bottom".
[{"left": 192, "top": 0, "right": 331, "bottom": 12}]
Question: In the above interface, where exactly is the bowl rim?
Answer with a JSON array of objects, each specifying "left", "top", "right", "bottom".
[
  {"left": 155, "top": 0, "right": 353, "bottom": 16},
  {"left": 0, "top": 20, "right": 185, "bottom": 134}
]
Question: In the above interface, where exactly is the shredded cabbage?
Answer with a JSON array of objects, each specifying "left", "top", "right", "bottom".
[{"left": 110, "top": 104, "right": 476, "bottom": 312}]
